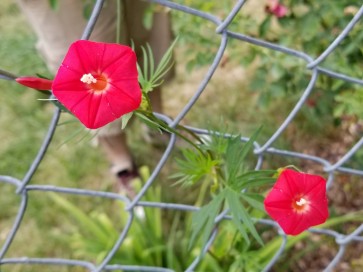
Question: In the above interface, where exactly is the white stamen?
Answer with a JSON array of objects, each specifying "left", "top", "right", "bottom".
[
  {"left": 296, "top": 198, "right": 307, "bottom": 206},
  {"left": 80, "top": 73, "right": 97, "bottom": 84}
]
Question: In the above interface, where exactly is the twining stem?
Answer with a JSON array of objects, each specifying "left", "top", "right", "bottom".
[
  {"left": 195, "top": 178, "right": 210, "bottom": 207},
  {"left": 135, "top": 109, "right": 204, "bottom": 154}
]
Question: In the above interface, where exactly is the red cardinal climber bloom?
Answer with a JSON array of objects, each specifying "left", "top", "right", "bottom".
[
  {"left": 52, "top": 40, "right": 142, "bottom": 129},
  {"left": 264, "top": 169, "right": 329, "bottom": 235}
]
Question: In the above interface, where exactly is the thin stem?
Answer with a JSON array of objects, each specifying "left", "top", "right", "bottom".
[
  {"left": 116, "top": 0, "right": 121, "bottom": 44},
  {"left": 195, "top": 179, "right": 210, "bottom": 207},
  {"left": 135, "top": 110, "right": 204, "bottom": 154}
]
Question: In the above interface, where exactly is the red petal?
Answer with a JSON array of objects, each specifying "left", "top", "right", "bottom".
[
  {"left": 273, "top": 169, "right": 323, "bottom": 197},
  {"left": 104, "top": 51, "right": 139, "bottom": 80},
  {"left": 264, "top": 187, "right": 292, "bottom": 220},
  {"left": 61, "top": 40, "right": 99, "bottom": 74},
  {"left": 277, "top": 213, "right": 307, "bottom": 235},
  {"left": 273, "top": 5, "right": 288, "bottom": 18},
  {"left": 16, "top": 77, "right": 53, "bottom": 91},
  {"left": 277, "top": 202, "right": 328, "bottom": 235},
  {"left": 303, "top": 174, "right": 327, "bottom": 200}
]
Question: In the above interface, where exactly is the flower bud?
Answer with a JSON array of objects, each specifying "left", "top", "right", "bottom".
[{"left": 16, "top": 76, "right": 53, "bottom": 91}]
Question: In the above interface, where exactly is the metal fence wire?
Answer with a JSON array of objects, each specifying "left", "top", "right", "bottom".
[{"left": 1, "top": 0, "right": 363, "bottom": 271}]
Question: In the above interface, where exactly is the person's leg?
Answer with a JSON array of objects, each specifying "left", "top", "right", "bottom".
[
  {"left": 17, "top": 0, "right": 121, "bottom": 72},
  {"left": 97, "top": 119, "right": 137, "bottom": 187},
  {"left": 123, "top": 2, "right": 174, "bottom": 114},
  {"left": 148, "top": 8, "right": 175, "bottom": 114}
]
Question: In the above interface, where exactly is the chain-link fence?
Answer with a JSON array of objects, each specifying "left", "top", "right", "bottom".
[{"left": 1, "top": 0, "right": 363, "bottom": 271}]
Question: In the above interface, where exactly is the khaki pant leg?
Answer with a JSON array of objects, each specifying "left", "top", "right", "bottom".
[
  {"left": 17, "top": 0, "right": 125, "bottom": 73},
  {"left": 123, "top": 2, "right": 174, "bottom": 113},
  {"left": 147, "top": 9, "right": 175, "bottom": 113},
  {"left": 123, "top": 2, "right": 173, "bottom": 65}
]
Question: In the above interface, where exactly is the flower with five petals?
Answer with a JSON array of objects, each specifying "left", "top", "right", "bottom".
[
  {"left": 264, "top": 169, "right": 329, "bottom": 235},
  {"left": 52, "top": 40, "right": 142, "bottom": 129}
]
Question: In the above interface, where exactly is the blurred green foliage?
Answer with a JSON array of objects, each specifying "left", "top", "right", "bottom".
[{"left": 172, "top": 0, "right": 363, "bottom": 123}]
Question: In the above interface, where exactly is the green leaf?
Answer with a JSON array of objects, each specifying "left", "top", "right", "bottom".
[
  {"left": 241, "top": 193, "right": 265, "bottom": 211},
  {"left": 147, "top": 44, "right": 155, "bottom": 80},
  {"left": 142, "top": 5, "right": 153, "bottom": 30},
  {"left": 199, "top": 130, "right": 228, "bottom": 156},
  {"left": 236, "top": 176, "right": 276, "bottom": 190},
  {"left": 226, "top": 188, "right": 263, "bottom": 245},
  {"left": 189, "top": 190, "right": 226, "bottom": 251},
  {"left": 231, "top": 170, "right": 276, "bottom": 191},
  {"left": 238, "top": 129, "right": 261, "bottom": 163},
  {"left": 136, "top": 110, "right": 204, "bottom": 153},
  {"left": 121, "top": 112, "right": 134, "bottom": 130},
  {"left": 171, "top": 148, "right": 219, "bottom": 186},
  {"left": 238, "top": 170, "right": 276, "bottom": 180},
  {"left": 49, "top": 193, "right": 109, "bottom": 242},
  {"left": 141, "top": 46, "right": 149, "bottom": 84},
  {"left": 48, "top": 0, "right": 58, "bottom": 9},
  {"left": 153, "top": 37, "right": 177, "bottom": 79},
  {"left": 83, "top": 1, "right": 94, "bottom": 20},
  {"left": 41, "top": 98, "right": 72, "bottom": 113},
  {"left": 259, "top": 16, "right": 271, "bottom": 37},
  {"left": 57, "top": 126, "right": 88, "bottom": 147},
  {"left": 224, "top": 137, "right": 243, "bottom": 183},
  {"left": 35, "top": 73, "right": 52, "bottom": 80},
  {"left": 138, "top": 38, "right": 177, "bottom": 93},
  {"left": 225, "top": 190, "right": 249, "bottom": 244},
  {"left": 134, "top": 111, "right": 163, "bottom": 133},
  {"left": 225, "top": 128, "right": 261, "bottom": 186}
]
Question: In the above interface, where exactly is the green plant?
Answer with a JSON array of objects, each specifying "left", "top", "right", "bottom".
[
  {"left": 172, "top": 129, "right": 276, "bottom": 253},
  {"left": 48, "top": 166, "right": 229, "bottom": 271},
  {"left": 172, "top": 1, "right": 363, "bottom": 130}
]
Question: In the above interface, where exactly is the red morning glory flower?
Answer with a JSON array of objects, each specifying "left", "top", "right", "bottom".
[
  {"left": 52, "top": 40, "right": 142, "bottom": 129},
  {"left": 264, "top": 169, "right": 329, "bottom": 235},
  {"left": 265, "top": 0, "right": 288, "bottom": 18}
]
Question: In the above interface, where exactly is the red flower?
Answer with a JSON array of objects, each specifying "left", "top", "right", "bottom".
[
  {"left": 52, "top": 40, "right": 142, "bottom": 129},
  {"left": 16, "top": 76, "right": 53, "bottom": 91},
  {"left": 264, "top": 169, "right": 329, "bottom": 235},
  {"left": 265, "top": 0, "right": 288, "bottom": 18}
]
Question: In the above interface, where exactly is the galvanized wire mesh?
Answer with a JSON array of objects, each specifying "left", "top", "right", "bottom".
[{"left": 1, "top": 0, "right": 363, "bottom": 271}]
